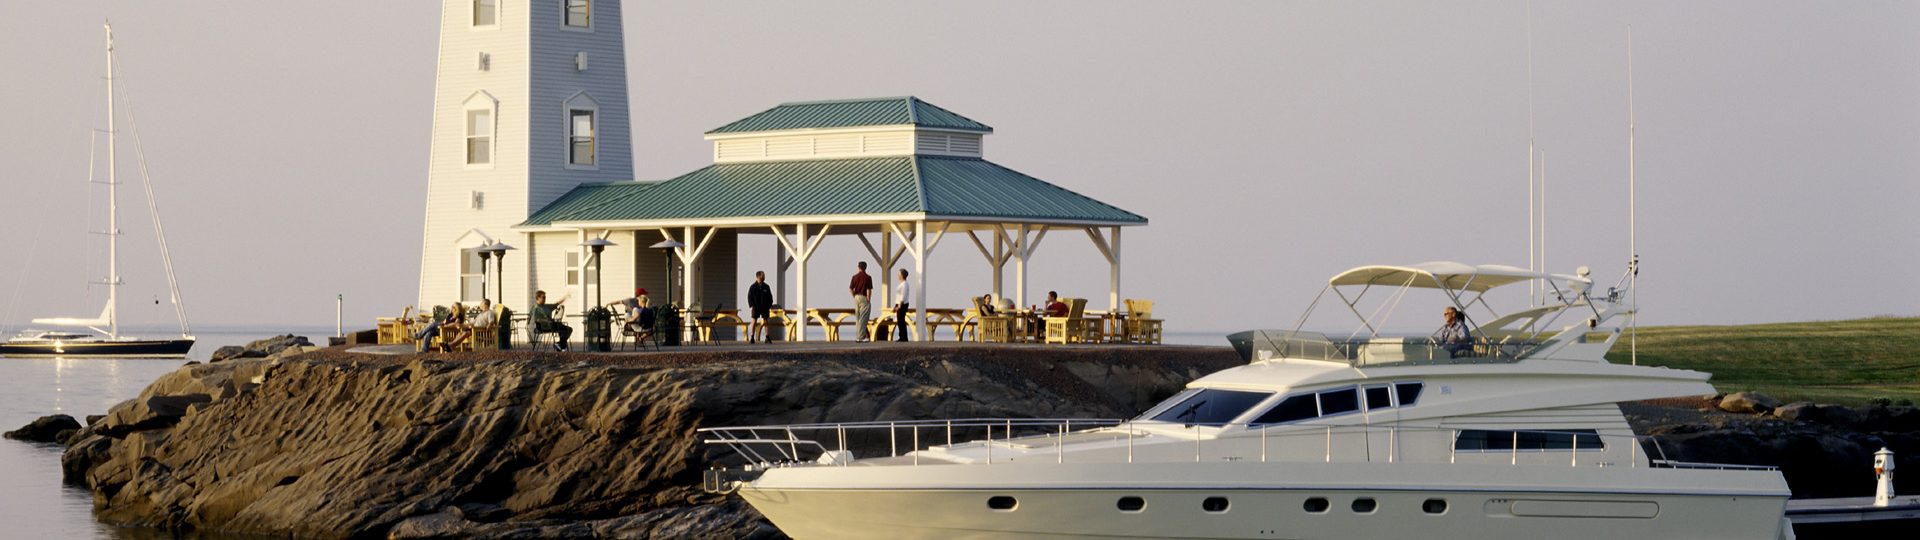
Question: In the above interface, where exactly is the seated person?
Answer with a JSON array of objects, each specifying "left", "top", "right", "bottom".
[
  {"left": 1437, "top": 306, "right": 1473, "bottom": 357},
  {"left": 471, "top": 299, "right": 498, "bottom": 348},
  {"left": 443, "top": 302, "right": 475, "bottom": 351},
  {"left": 534, "top": 290, "right": 573, "bottom": 351},
  {"left": 607, "top": 288, "right": 654, "bottom": 334},
  {"left": 1043, "top": 291, "right": 1070, "bottom": 317},
  {"left": 977, "top": 294, "right": 997, "bottom": 316}
]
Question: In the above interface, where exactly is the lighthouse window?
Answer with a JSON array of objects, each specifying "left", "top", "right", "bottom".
[
  {"left": 473, "top": 0, "right": 497, "bottom": 27},
  {"left": 564, "top": 0, "right": 590, "bottom": 28},
  {"left": 466, "top": 109, "right": 493, "bottom": 165},
  {"left": 569, "top": 110, "right": 596, "bottom": 166},
  {"left": 1146, "top": 389, "right": 1271, "bottom": 425}
]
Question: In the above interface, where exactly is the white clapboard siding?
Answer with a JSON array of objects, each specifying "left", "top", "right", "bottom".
[{"left": 420, "top": 0, "right": 634, "bottom": 310}]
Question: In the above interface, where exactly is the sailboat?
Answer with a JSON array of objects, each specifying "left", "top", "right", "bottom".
[{"left": 1, "top": 24, "right": 194, "bottom": 359}]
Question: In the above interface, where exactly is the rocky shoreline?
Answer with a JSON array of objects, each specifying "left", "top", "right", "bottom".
[
  {"left": 43, "top": 337, "right": 1241, "bottom": 538},
  {"left": 18, "top": 336, "right": 1918, "bottom": 538}
]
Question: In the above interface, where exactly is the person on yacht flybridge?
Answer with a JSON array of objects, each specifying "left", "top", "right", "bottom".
[{"left": 1438, "top": 306, "right": 1473, "bottom": 356}]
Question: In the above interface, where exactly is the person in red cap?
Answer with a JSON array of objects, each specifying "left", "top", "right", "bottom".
[{"left": 607, "top": 287, "right": 654, "bottom": 338}]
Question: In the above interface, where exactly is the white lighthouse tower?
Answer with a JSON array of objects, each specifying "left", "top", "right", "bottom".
[{"left": 418, "top": 0, "right": 632, "bottom": 310}]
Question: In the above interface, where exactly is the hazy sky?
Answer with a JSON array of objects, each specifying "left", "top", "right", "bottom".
[{"left": 1, "top": 1, "right": 1915, "bottom": 334}]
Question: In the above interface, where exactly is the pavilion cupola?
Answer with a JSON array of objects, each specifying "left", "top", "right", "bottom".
[{"left": 705, "top": 96, "right": 994, "bottom": 163}]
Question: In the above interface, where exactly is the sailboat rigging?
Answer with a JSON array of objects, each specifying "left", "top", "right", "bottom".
[{"left": 2, "top": 23, "right": 194, "bottom": 359}]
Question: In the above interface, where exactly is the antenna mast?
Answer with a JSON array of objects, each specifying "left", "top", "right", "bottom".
[
  {"left": 1526, "top": 0, "right": 1537, "bottom": 305},
  {"left": 1628, "top": 26, "right": 1639, "bottom": 365}
]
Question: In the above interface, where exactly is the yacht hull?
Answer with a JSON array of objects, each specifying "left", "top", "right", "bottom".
[
  {"left": 737, "top": 463, "right": 1793, "bottom": 540},
  {"left": 0, "top": 339, "right": 194, "bottom": 358}
]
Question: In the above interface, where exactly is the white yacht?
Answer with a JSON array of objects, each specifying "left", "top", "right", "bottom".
[{"left": 702, "top": 262, "right": 1793, "bottom": 539}]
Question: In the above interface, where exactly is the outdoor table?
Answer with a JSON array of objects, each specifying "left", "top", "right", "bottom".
[
  {"left": 805, "top": 308, "right": 859, "bottom": 341},
  {"left": 694, "top": 309, "right": 746, "bottom": 343},
  {"left": 922, "top": 308, "right": 969, "bottom": 341}
]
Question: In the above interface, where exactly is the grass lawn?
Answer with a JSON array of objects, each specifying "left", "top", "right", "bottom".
[{"left": 1605, "top": 317, "right": 1920, "bottom": 406}]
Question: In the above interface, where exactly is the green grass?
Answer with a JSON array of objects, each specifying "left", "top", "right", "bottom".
[{"left": 1605, "top": 317, "right": 1920, "bottom": 406}]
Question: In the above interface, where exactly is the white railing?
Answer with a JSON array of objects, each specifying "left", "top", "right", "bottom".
[{"left": 699, "top": 420, "right": 1778, "bottom": 473}]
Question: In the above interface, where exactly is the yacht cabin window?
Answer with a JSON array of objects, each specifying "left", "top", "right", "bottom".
[
  {"left": 1453, "top": 429, "right": 1604, "bottom": 451},
  {"left": 1249, "top": 380, "right": 1427, "bottom": 427},
  {"left": 1146, "top": 389, "right": 1271, "bottom": 425}
]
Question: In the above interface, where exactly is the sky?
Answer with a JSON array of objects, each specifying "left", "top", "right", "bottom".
[{"left": 0, "top": 1, "right": 1914, "bottom": 334}]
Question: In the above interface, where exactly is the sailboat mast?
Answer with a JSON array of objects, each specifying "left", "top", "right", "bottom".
[{"left": 105, "top": 22, "right": 120, "bottom": 340}]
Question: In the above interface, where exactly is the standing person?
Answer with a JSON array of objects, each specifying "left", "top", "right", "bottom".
[
  {"left": 533, "top": 290, "right": 573, "bottom": 351},
  {"left": 1437, "top": 306, "right": 1473, "bottom": 357},
  {"left": 849, "top": 261, "right": 874, "bottom": 342},
  {"left": 747, "top": 271, "right": 774, "bottom": 344},
  {"left": 894, "top": 269, "right": 913, "bottom": 342}
]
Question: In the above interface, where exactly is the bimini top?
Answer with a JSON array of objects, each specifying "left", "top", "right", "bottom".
[{"left": 1328, "top": 261, "right": 1587, "bottom": 293}]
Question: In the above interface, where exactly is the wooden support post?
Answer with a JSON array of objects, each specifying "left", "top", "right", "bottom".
[{"left": 914, "top": 221, "right": 928, "bottom": 341}]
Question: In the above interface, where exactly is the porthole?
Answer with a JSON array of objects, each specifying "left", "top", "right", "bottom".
[
  {"left": 1423, "top": 498, "right": 1448, "bottom": 514},
  {"left": 1351, "top": 497, "right": 1377, "bottom": 513},
  {"left": 987, "top": 496, "right": 1017, "bottom": 511},
  {"left": 1117, "top": 496, "right": 1147, "bottom": 512},
  {"left": 1303, "top": 497, "right": 1330, "bottom": 513},
  {"left": 1202, "top": 497, "right": 1230, "bottom": 513}
]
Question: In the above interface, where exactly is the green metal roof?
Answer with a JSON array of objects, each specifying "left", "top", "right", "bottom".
[
  {"left": 706, "top": 97, "right": 994, "bottom": 135},
  {"left": 521, "top": 181, "right": 656, "bottom": 226},
  {"left": 521, "top": 156, "right": 1145, "bottom": 227}
]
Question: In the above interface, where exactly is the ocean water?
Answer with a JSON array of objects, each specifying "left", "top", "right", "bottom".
[{"left": 0, "top": 327, "right": 333, "bottom": 539}]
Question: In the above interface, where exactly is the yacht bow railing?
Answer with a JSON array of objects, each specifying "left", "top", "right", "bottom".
[{"left": 699, "top": 420, "right": 1776, "bottom": 473}]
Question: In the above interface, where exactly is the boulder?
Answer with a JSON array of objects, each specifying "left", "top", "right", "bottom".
[
  {"left": 96, "top": 394, "right": 212, "bottom": 437},
  {"left": 209, "top": 346, "right": 265, "bottom": 363},
  {"left": 5, "top": 414, "right": 82, "bottom": 443},
  {"left": 1718, "top": 391, "right": 1781, "bottom": 414},
  {"left": 1774, "top": 402, "right": 1815, "bottom": 422}
]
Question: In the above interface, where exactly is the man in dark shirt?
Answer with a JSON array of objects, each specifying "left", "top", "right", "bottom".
[
  {"left": 1044, "top": 291, "right": 1070, "bottom": 317},
  {"left": 747, "top": 271, "right": 774, "bottom": 343},
  {"left": 850, "top": 261, "right": 874, "bottom": 342},
  {"left": 533, "top": 290, "right": 572, "bottom": 351}
]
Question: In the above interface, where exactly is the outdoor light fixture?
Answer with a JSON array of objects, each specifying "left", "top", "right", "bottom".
[
  {"left": 649, "top": 239, "right": 684, "bottom": 305},
  {"left": 487, "top": 241, "right": 515, "bottom": 304},
  {"left": 581, "top": 237, "right": 616, "bottom": 307}
]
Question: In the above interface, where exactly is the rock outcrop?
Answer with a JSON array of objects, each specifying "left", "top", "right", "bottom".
[
  {"left": 5, "top": 413, "right": 82, "bottom": 443},
  {"left": 1628, "top": 400, "right": 1920, "bottom": 499},
  {"left": 59, "top": 345, "right": 1238, "bottom": 538},
  {"left": 210, "top": 334, "right": 316, "bottom": 362},
  {"left": 1717, "top": 391, "right": 1783, "bottom": 414}
]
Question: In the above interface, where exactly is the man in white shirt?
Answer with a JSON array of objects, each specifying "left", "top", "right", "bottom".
[{"left": 894, "top": 269, "right": 912, "bottom": 342}]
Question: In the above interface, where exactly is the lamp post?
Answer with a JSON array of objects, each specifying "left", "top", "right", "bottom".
[
  {"left": 477, "top": 249, "right": 493, "bottom": 302},
  {"left": 487, "top": 241, "right": 515, "bottom": 305},
  {"left": 648, "top": 239, "right": 684, "bottom": 305},
  {"left": 581, "top": 237, "right": 616, "bottom": 307}
]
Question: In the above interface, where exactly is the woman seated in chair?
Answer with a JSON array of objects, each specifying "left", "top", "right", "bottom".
[
  {"left": 441, "top": 302, "right": 472, "bottom": 352},
  {"left": 608, "top": 288, "right": 656, "bottom": 341}
]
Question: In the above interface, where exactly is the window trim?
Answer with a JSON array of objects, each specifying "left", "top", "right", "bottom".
[
  {"left": 471, "top": 0, "right": 500, "bottom": 29},
  {"left": 458, "top": 247, "right": 487, "bottom": 303},
  {"left": 1251, "top": 380, "right": 1424, "bottom": 429},
  {"left": 562, "top": 0, "right": 592, "bottom": 31},
  {"left": 563, "top": 92, "right": 600, "bottom": 170},
  {"left": 463, "top": 91, "right": 498, "bottom": 169}
]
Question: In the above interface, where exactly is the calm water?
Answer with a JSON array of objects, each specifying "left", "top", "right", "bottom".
[{"left": 0, "top": 327, "right": 332, "bottom": 539}]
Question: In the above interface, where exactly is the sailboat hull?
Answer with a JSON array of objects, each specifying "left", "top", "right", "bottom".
[{"left": 0, "top": 339, "right": 194, "bottom": 358}]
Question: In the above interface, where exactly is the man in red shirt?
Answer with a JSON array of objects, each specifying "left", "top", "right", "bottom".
[
  {"left": 850, "top": 261, "right": 874, "bottom": 342},
  {"left": 1044, "top": 291, "right": 1070, "bottom": 317}
]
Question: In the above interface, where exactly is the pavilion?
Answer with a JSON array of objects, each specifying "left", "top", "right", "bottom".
[{"left": 513, "top": 96, "right": 1147, "bottom": 341}]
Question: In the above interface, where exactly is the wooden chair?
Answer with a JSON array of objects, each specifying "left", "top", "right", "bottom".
[
  {"left": 1125, "top": 299, "right": 1163, "bottom": 344},
  {"left": 1044, "top": 298, "right": 1090, "bottom": 344},
  {"left": 471, "top": 305, "right": 503, "bottom": 351},
  {"left": 378, "top": 306, "right": 417, "bottom": 345}
]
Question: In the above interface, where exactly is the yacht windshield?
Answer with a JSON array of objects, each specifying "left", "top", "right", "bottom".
[{"left": 1144, "top": 389, "right": 1272, "bottom": 425}]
